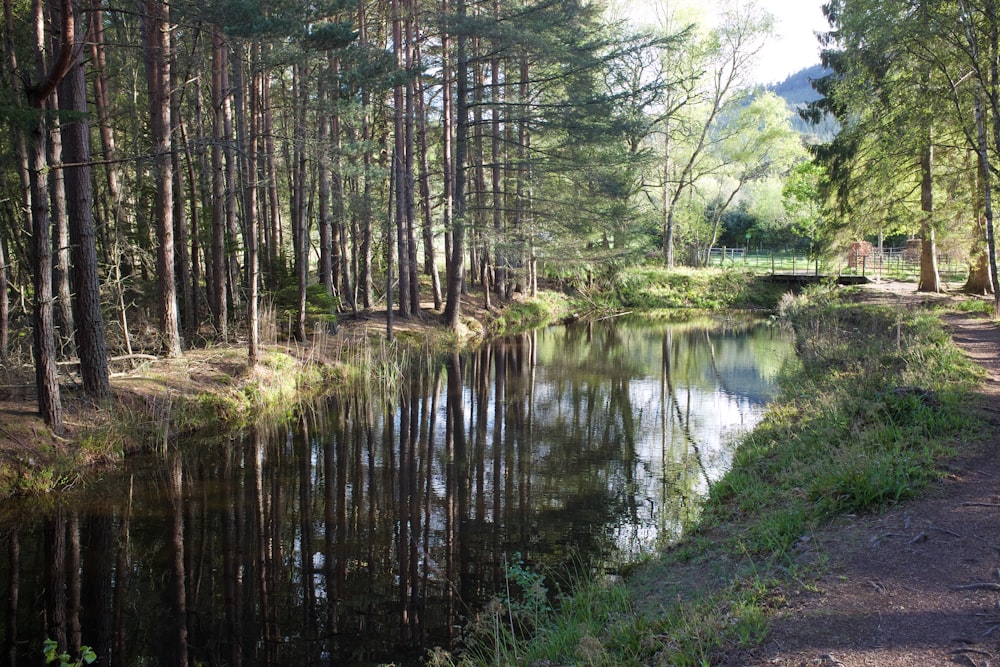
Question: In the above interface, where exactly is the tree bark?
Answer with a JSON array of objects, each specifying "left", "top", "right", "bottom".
[
  {"left": 47, "top": 80, "right": 74, "bottom": 356},
  {"left": 358, "top": 1, "right": 374, "bottom": 309},
  {"left": 292, "top": 62, "right": 309, "bottom": 341},
  {"left": 490, "top": 0, "right": 506, "bottom": 300},
  {"left": 392, "top": 0, "right": 411, "bottom": 318},
  {"left": 405, "top": 0, "right": 421, "bottom": 315},
  {"left": 917, "top": 139, "right": 942, "bottom": 293},
  {"left": 244, "top": 42, "right": 261, "bottom": 365},
  {"left": 142, "top": 0, "right": 183, "bottom": 356},
  {"left": 444, "top": 0, "right": 468, "bottom": 329},
  {"left": 210, "top": 29, "right": 229, "bottom": 340},
  {"left": 58, "top": 2, "right": 111, "bottom": 397},
  {"left": 25, "top": 0, "right": 74, "bottom": 431}
]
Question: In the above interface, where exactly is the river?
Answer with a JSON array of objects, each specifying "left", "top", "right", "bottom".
[{"left": 0, "top": 316, "right": 792, "bottom": 666}]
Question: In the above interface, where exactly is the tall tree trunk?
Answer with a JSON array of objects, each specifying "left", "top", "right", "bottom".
[
  {"left": 413, "top": 34, "right": 442, "bottom": 310},
  {"left": 292, "top": 62, "right": 309, "bottom": 341},
  {"left": 982, "top": 0, "right": 1000, "bottom": 314},
  {"left": 0, "top": 236, "right": 7, "bottom": 362},
  {"left": 392, "top": 0, "right": 411, "bottom": 318},
  {"left": 29, "top": 114, "right": 63, "bottom": 430},
  {"left": 59, "top": 2, "right": 110, "bottom": 397},
  {"left": 143, "top": 0, "right": 183, "bottom": 356},
  {"left": 170, "top": 27, "right": 194, "bottom": 337},
  {"left": 243, "top": 41, "right": 262, "bottom": 365},
  {"left": 210, "top": 29, "right": 229, "bottom": 340},
  {"left": 490, "top": 0, "right": 505, "bottom": 301},
  {"left": 176, "top": 114, "right": 198, "bottom": 335},
  {"left": 331, "top": 57, "right": 355, "bottom": 311},
  {"left": 47, "top": 80, "right": 73, "bottom": 356},
  {"left": 2, "top": 0, "right": 25, "bottom": 366},
  {"left": 516, "top": 56, "right": 531, "bottom": 295},
  {"left": 444, "top": 0, "right": 468, "bottom": 329},
  {"left": 404, "top": 0, "right": 420, "bottom": 315},
  {"left": 262, "top": 62, "right": 282, "bottom": 288},
  {"left": 358, "top": 1, "right": 374, "bottom": 309},
  {"left": 472, "top": 46, "right": 487, "bottom": 304},
  {"left": 662, "top": 123, "right": 675, "bottom": 268},
  {"left": 318, "top": 61, "right": 335, "bottom": 296},
  {"left": 917, "top": 139, "right": 941, "bottom": 293},
  {"left": 964, "top": 150, "right": 994, "bottom": 295},
  {"left": 222, "top": 49, "right": 240, "bottom": 315},
  {"left": 25, "top": 0, "right": 75, "bottom": 431}
]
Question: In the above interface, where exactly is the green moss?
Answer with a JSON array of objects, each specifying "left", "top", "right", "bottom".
[{"left": 487, "top": 291, "right": 572, "bottom": 335}]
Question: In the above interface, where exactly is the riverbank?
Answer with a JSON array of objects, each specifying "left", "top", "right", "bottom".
[
  {"left": 0, "top": 288, "right": 564, "bottom": 498},
  {"left": 437, "top": 280, "right": 1000, "bottom": 667}
]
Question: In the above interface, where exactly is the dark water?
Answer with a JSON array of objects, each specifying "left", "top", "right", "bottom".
[{"left": 0, "top": 317, "right": 792, "bottom": 667}]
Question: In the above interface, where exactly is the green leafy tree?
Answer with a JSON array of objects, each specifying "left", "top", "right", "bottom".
[{"left": 699, "top": 91, "right": 804, "bottom": 263}]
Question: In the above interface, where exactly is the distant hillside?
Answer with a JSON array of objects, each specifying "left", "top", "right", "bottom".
[
  {"left": 767, "top": 64, "right": 837, "bottom": 142},
  {"left": 769, "top": 64, "right": 827, "bottom": 106}
]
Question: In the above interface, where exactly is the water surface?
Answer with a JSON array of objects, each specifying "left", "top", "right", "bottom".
[{"left": 0, "top": 317, "right": 792, "bottom": 666}]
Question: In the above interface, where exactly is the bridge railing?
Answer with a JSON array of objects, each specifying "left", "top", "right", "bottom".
[{"left": 704, "top": 247, "right": 967, "bottom": 282}]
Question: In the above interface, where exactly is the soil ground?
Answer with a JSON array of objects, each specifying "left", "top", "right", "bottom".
[{"left": 737, "top": 279, "right": 1000, "bottom": 667}]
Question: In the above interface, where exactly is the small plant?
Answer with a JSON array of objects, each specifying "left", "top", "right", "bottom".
[
  {"left": 504, "top": 552, "right": 551, "bottom": 622},
  {"left": 42, "top": 639, "right": 96, "bottom": 666}
]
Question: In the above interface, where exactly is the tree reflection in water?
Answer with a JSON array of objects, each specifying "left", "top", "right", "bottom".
[{"left": 0, "top": 317, "right": 790, "bottom": 666}]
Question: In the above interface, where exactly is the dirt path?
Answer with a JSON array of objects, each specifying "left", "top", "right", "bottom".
[{"left": 742, "top": 281, "right": 1000, "bottom": 667}]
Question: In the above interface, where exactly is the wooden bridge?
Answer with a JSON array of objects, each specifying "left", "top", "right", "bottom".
[{"left": 765, "top": 273, "right": 871, "bottom": 286}]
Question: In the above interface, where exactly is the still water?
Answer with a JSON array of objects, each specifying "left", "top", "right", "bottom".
[{"left": 0, "top": 317, "right": 792, "bottom": 666}]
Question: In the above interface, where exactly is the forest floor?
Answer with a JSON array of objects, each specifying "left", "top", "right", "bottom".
[{"left": 735, "top": 279, "right": 1000, "bottom": 667}]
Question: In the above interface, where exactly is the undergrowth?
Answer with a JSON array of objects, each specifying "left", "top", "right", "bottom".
[{"left": 571, "top": 265, "right": 785, "bottom": 316}]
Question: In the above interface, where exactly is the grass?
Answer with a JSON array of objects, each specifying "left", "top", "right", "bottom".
[
  {"left": 434, "top": 283, "right": 987, "bottom": 666},
  {"left": 954, "top": 296, "right": 998, "bottom": 317},
  {"left": 572, "top": 265, "right": 786, "bottom": 315}
]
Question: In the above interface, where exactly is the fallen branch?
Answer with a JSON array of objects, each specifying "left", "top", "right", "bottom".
[
  {"left": 928, "top": 524, "right": 962, "bottom": 538},
  {"left": 110, "top": 354, "right": 159, "bottom": 363},
  {"left": 595, "top": 311, "right": 633, "bottom": 322},
  {"left": 949, "top": 582, "right": 1000, "bottom": 591},
  {"left": 57, "top": 353, "right": 159, "bottom": 367},
  {"left": 870, "top": 532, "right": 908, "bottom": 546}
]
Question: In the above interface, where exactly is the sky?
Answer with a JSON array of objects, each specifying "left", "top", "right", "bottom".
[
  {"left": 616, "top": 0, "right": 830, "bottom": 84},
  {"left": 755, "top": 0, "right": 829, "bottom": 83}
]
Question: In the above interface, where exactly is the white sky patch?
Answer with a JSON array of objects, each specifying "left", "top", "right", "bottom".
[
  {"left": 610, "top": 0, "right": 829, "bottom": 84},
  {"left": 756, "top": 0, "right": 828, "bottom": 84}
]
